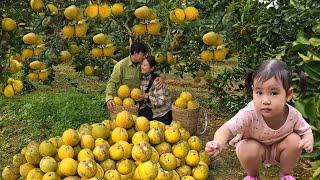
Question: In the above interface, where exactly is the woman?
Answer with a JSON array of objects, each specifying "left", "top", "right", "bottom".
[{"left": 138, "top": 56, "right": 172, "bottom": 125}]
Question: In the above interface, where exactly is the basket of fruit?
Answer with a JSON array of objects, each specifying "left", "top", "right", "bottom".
[
  {"left": 109, "top": 85, "right": 141, "bottom": 119},
  {"left": 172, "top": 92, "right": 200, "bottom": 135}
]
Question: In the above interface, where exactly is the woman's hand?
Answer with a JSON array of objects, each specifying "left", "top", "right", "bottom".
[{"left": 205, "top": 140, "right": 222, "bottom": 157}]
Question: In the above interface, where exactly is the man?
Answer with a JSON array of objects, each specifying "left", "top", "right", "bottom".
[{"left": 105, "top": 41, "right": 149, "bottom": 112}]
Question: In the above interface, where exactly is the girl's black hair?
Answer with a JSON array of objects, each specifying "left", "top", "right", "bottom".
[
  {"left": 245, "top": 59, "right": 307, "bottom": 96},
  {"left": 145, "top": 56, "right": 157, "bottom": 70}
]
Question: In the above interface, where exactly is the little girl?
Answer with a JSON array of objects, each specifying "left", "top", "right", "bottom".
[{"left": 205, "top": 60, "right": 314, "bottom": 180}]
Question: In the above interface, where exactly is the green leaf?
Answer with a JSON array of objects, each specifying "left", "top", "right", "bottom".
[
  {"left": 296, "top": 31, "right": 311, "bottom": 45},
  {"left": 307, "top": 51, "right": 320, "bottom": 61},
  {"left": 309, "top": 37, "right": 320, "bottom": 47},
  {"left": 298, "top": 52, "right": 310, "bottom": 62},
  {"left": 306, "top": 60, "right": 320, "bottom": 74},
  {"left": 304, "top": 97, "right": 317, "bottom": 124},
  {"left": 304, "top": 63, "right": 320, "bottom": 82},
  {"left": 294, "top": 100, "right": 307, "bottom": 118},
  {"left": 291, "top": 42, "right": 309, "bottom": 52}
]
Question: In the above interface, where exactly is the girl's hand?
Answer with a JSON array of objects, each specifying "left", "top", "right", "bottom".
[
  {"left": 229, "top": 134, "right": 243, "bottom": 147},
  {"left": 205, "top": 140, "right": 221, "bottom": 157},
  {"left": 299, "top": 137, "right": 313, "bottom": 153}
]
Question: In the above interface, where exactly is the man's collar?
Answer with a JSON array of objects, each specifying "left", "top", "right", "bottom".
[{"left": 128, "top": 56, "right": 140, "bottom": 67}]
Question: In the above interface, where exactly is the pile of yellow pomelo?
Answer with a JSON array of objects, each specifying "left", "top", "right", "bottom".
[
  {"left": 113, "top": 85, "right": 142, "bottom": 108},
  {"left": 2, "top": 110, "right": 210, "bottom": 180},
  {"left": 174, "top": 92, "right": 198, "bottom": 110}
]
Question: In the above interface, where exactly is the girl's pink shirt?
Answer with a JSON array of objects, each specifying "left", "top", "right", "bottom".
[{"left": 226, "top": 101, "right": 312, "bottom": 146}]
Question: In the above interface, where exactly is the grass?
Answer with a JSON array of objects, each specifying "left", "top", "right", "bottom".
[{"left": 0, "top": 77, "right": 109, "bottom": 171}]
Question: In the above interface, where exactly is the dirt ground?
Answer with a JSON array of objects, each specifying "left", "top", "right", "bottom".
[{"left": 165, "top": 75, "right": 312, "bottom": 180}]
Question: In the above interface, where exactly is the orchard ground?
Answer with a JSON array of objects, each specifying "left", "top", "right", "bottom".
[{"left": 0, "top": 63, "right": 311, "bottom": 179}]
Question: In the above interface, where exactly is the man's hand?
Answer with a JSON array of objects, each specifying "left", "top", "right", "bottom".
[
  {"left": 155, "top": 76, "right": 165, "bottom": 89},
  {"left": 205, "top": 140, "right": 222, "bottom": 157},
  {"left": 106, "top": 100, "right": 115, "bottom": 113}
]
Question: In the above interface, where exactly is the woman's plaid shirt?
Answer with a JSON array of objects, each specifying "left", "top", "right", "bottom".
[{"left": 140, "top": 74, "right": 172, "bottom": 118}]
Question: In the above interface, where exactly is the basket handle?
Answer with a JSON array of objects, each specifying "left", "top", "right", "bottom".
[{"left": 199, "top": 112, "right": 208, "bottom": 135}]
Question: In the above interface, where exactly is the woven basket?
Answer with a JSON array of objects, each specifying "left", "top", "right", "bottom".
[
  {"left": 110, "top": 105, "right": 139, "bottom": 120},
  {"left": 172, "top": 105, "right": 200, "bottom": 135}
]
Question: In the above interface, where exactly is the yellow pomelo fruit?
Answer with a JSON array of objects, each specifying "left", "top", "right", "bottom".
[
  {"left": 202, "top": 31, "right": 220, "bottom": 46},
  {"left": 28, "top": 72, "right": 39, "bottom": 81},
  {"left": 60, "top": 50, "right": 72, "bottom": 62},
  {"left": 172, "top": 170, "right": 180, "bottom": 180},
  {"left": 113, "top": 97, "right": 122, "bottom": 106},
  {"left": 109, "top": 143, "right": 124, "bottom": 160},
  {"left": 70, "top": 44, "right": 79, "bottom": 54},
  {"left": 192, "top": 163, "right": 209, "bottom": 180},
  {"left": 2, "top": 18, "right": 17, "bottom": 31},
  {"left": 200, "top": 50, "right": 214, "bottom": 62},
  {"left": 132, "top": 131, "right": 149, "bottom": 145},
  {"left": 111, "top": 127, "right": 128, "bottom": 142},
  {"left": 104, "top": 170, "right": 121, "bottom": 179},
  {"left": 173, "top": 8, "right": 186, "bottom": 23},
  {"left": 117, "top": 141, "right": 132, "bottom": 159},
  {"left": 130, "top": 88, "right": 142, "bottom": 101},
  {"left": 59, "top": 158, "right": 78, "bottom": 176},
  {"left": 187, "top": 100, "right": 198, "bottom": 109},
  {"left": 156, "top": 166, "right": 173, "bottom": 179},
  {"left": 77, "top": 159, "right": 97, "bottom": 178},
  {"left": 132, "top": 141, "right": 152, "bottom": 162},
  {"left": 58, "top": 145, "right": 74, "bottom": 159},
  {"left": 99, "top": 4, "right": 111, "bottom": 19},
  {"left": 29, "top": 60, "right": 44, "bottom": 70},
  {"left": 188, "top": 136, "right": 203, "bottom": 151},
  {"left": 167, "top": 52, "right": 176, "bottom": 64},
  {"left": 147, "top": 21, "right": 161, "bottom": 35},
  {"left": 155, "top": 53, "right": 166, "bottom": 63},
  {"left": 135, "top": 116, "right": 150, "bottom": 132},
  {"left": 19, "top": 163, "right": 36, "bottom": 177},
  {"left": 103, "top": 45, "right": 116, "bottom": 57},
  {"left": 75, "top": 23, "right": 88, "bottom": 37},
  {"left": 85, "top": 4, "right": 98, "bottom": 18},
  {"left": 26, "top": 168, "right": 44, "bottom": 180},
  {"left": 150, "top": 146, "right": 159, "bottom": 163},
  {"left": 159, "top": 153, "right": 177, "bottom": 171},
  {"left": 49, "top": 136, "right": 63, "bottom": 149},
  {"left": 39, "top": 156, "right": 57, "bottom": 173},
  {"left": 155, "top": 142, "right": 172, "bottom": 155},
  {"left": 21, "top": 49, "right": 34, "bottom": 59},
  {"left": 93, "top": 144, "right": 109, "bottom": 162},
  {"left": 111, "top": 3, "right": 124, "bottom": 16},
  {"left": 185, "top": 150, "right": 200, "bottom": 166},
  {"left": 199, "top": 150, "right": 211, "bottom": 165},
  {"left": 4, "top": 84, "right": 14, "bottom": 98},
  {"left": 170, "top": 121, "right": 182, "bottom": 129},
  {"left": 150, "top": 120, "right": 166, "bottom": 132},
  {"left": 95, "top": 138, "right": 110, "bottom": 149},
  {"left": 180, "top": 92, "right": 192, "bottom": 101},
  {"left": 175, "top": 97, "right": 187, "bottom": 109},
  {"left": 117, "top": 85, "right": 130, "bottom": 98},
  {"left": 39, "top": 69, "right": 50, "bottom": 81},
  {"left": 12, "top": 153, "right": 26, "bottom": 167},
  {"left": 25, "top": 147, "right": 41, "bottom": 165},
  {"left": 93, "top": 33, "right": 109, "bottom": 44},
  {"left": 62, "top": 25, "right": 75, "bottom": 39},
  {"left": 184, "top": 6, "right": 199, "bottom": 21},
  {"left": 80, "top": 134, "right": 95, "bottom": 149},
  {"left": 116, "top": 159, "right": 132, "bottom": 175},
  {"left": 39, "top": 140, "right": 57, "bottom": 157},
  {"left": 172, "top": 140, "right": 190, "bottom": 158},
  {"left": 2, "top": 165, "right": 19, "bottom": 180},
  {"left": 30, "top": 0, "right": 44, "bottom": 11},
  {"left": 64, "top": 5, "right": 79, "bottom": 20},
  {"left": 148, "top": 9, "right": 157, "bottom": 20},
  {"left": 100, "top": 159, "right": 116, "bottom": 172},
  {"left": 61, "top": 129, "right": 80, "bottom": 146},
  {"left": 47, "top": 4, "right": 58, "bottom": 15},
  {"left": 90, "top": 48, "right": 103, "bottom": 58},
  {"left": 78, "top": 148, "right": 94, "bottom": 161},
  {"left": 115, "top": 111, "right": 133, "bottom": 129},
  {"left": 42, "top": 172, "right": 60, "bottom": 180},
  {"left": 91, "top": 123, "right": 110, "bottom": 139},
  {"left": 214, "top": 46, "right": 228, "bottom": 61},
  {"left": 132, "top": 24, "right": 146, "bottom": 36},
  {"left": 134, "top": 6, "right": 151, "bottom": 19},
  {"left": 137, "top": 161, "right": 158, "bottom": 179},
  {"left": 179, "top": 127, "right": 191, "bottom": 141},
  {"left": 148, "top": 127, "right": 164, "bottom": 145},
  {"left": 23, "top": 33, "right": 38, "bottom": 45},
  {"left": 123, "top": 97, "right": 135, "bottom": 108},
  {"left": 84, "top": 65, "right": 94, "bottom": 76},
  {"left": 12, "top": 80, "right": 23, "bottom": 93},
  {"left": 164, "top": 127, "right": 181, "bottom": 144},
  {"left": 127, "top": 127, "right": 136, "bottom": 143},
  {"left": 176, "top": 165, "right": 192, "bottom": 177}
]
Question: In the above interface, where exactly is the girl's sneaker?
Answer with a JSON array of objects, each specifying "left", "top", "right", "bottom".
[
  {"left": 280, "top": 175, "right": 295, "bottom": 180},
  {"left": 243, "top": 176, "right": 258, "bottom": 180}
]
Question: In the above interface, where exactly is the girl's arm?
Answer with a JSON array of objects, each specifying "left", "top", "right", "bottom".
[{"left": 214, "top": 123, "right": 233, "bottom": 148}]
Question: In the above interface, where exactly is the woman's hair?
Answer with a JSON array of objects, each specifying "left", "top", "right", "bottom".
[
  {"left": 144, "top": 56, "right": 157, "bottom": 70},
  {"left": 245, "top": 59, "right": 307, "bottom": 96}
]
